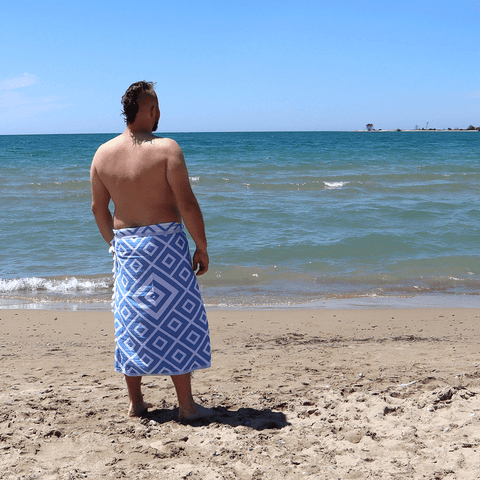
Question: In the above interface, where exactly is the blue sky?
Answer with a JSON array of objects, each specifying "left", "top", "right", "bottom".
[{"left": 1, "top": 0, "right": 479, "bottom": 134}]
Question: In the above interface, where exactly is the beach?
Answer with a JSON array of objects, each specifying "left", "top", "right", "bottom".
[
  {"left": 2, "top": 306, "right": 480, "bottom": 479},
  {"left": 1, "top": 132, "right": 479, "bottom": 478}
]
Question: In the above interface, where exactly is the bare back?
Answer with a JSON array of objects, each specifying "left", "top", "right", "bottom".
[
  {"left": 92, "top": 132, "right": 182, "bottom": 229},
  {"left": 91, "top": 83, "right": 207, "bottom": 272}
]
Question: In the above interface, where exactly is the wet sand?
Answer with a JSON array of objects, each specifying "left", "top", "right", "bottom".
[{"left": 1, "top": 307, "right": 480, "bottom": 479}]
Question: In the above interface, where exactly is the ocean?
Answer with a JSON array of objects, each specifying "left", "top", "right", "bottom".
[{"left": 1, "top": 131, "right": 479, "bottom": 310}]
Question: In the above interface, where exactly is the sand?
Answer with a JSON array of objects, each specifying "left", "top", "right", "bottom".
[{"left": 1, "top": 306, "right": 480, "bottom": 479}]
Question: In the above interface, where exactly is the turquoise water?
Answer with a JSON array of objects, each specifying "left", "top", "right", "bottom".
[{"left": 1, "top": 131, "right": 479, "bottom": 308}]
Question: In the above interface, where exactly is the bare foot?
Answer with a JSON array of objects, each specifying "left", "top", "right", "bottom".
[
  {"left": 128, "top": 401, "right": 153, "bottom": 417},
  {"left": 178, "top": 403, "right": 214, "bottom": 422}
]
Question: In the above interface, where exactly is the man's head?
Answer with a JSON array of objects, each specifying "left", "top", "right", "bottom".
[{"left": 121, "top": 81, "right": 159, "bottom": 131}]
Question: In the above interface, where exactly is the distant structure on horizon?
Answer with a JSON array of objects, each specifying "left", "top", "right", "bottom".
[{"left": 366, "top": 123, "right": 374, "bottom": 131}]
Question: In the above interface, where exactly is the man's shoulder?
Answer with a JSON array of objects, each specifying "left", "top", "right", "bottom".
[
  {"left": 153, "top": 136, "right": 181, "bottom": 151},
  {"left": 152, "top": 137, "right": 184, "bottom": 161},
  {"left": 94, "top": 135, "right": 123, "bottom": 157}
]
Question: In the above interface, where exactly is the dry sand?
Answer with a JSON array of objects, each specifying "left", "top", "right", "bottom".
[{"left": 1, "top": 306, "right": 480, "bottom": 479}]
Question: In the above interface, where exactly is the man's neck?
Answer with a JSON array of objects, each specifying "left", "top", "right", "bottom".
[
  {"left": 125, "top": 125, "right": 157, "bottom": 145},
  {"left": 126, "top": 123, "right": 154, "bottom": 135}
]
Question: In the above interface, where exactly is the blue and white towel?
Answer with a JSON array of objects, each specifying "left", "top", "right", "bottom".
[{"left": 111, "top": 222, "right": 211, "bottom": 376}]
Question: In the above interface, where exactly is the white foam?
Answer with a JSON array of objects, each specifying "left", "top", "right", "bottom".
[
  {"left": 323, "top": 181, "right": 350, "bottom": 189},
  {"left": 0, "top": 276, "right": 111, "bottom": 294}
]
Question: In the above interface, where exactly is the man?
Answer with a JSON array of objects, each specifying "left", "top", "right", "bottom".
[{"left": 90, "top": 81, "right": 212, "bottom": 421}]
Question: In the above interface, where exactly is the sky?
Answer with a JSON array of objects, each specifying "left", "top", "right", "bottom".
[{"left": 1, "top": 0, "right": 480, "bottom": 134}]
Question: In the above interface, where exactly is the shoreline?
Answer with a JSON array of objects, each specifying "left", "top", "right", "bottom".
[
  {"left": 2, "top": 307, "right": 480, "bottom": 478},
  {"left": 0, "top": 292, "right": 478, "bottom": 312},
  {"left": 355, "top": 128, "right": 480, "bottom": 132}
]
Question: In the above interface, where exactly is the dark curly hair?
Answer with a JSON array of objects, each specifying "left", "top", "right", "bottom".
[{"left": 121, "top": 81, "right": 157, "bottom": 124}]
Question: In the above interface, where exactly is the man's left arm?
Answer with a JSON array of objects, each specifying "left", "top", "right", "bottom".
[{"left": 90, "top": 160, "right": 114, "bottom": 245}]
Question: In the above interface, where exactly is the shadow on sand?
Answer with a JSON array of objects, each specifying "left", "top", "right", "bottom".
[{"left": 142, "top": 406, "right": 290, "bottom": 430}]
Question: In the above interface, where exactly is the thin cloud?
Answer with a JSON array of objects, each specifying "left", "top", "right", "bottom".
[
  {"left": 0, "top": 73, "right": 37, "bottom": 91},
  {"left": 467, "top": 90, "right": 480, "bottom": 99},
  {"left": 0, "top": 90, "right": 74, "bottom": 123}
]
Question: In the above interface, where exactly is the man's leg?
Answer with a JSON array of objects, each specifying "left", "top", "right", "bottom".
[
  {"left": 171, "top": 373, "right": 213, "bottom": 421},
  {"left": 125, "top": 375, "right": 152, "bottom": 417}
]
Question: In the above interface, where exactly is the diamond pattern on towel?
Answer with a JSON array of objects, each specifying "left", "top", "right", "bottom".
[{"left": 112, "top": 222, "right": 211, "bottom": 376}]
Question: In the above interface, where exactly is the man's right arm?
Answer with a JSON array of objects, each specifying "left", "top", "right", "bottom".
[{"left": 165, "top": 142, "right": 209, "bottom": 276}]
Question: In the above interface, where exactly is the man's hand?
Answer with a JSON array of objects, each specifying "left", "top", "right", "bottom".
[{"left": 192, "top": 250, "right": 209, "bottom": 276}]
